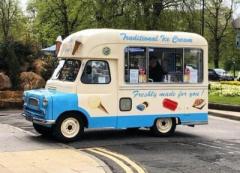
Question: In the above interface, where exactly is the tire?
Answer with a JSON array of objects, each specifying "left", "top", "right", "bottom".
[
  {"left": 33, "top": 123, "right": 53, "bottom": 137},
  {"left": 151, "top": 118, "right": 176, "bottom": 137},
  {"left": 53, "top": 114, "right": 84, "bottom": 142}
]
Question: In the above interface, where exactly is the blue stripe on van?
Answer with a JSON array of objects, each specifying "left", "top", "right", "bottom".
[{"left": 87, "top": 113, "right": 208, "bottom": 128}]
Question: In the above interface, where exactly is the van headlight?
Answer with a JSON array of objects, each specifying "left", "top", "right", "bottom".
[{"left": 42, "top": 97, "right": 48, "bottom": 107}]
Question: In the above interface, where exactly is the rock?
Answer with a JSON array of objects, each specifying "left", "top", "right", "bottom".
[
  {"left": 0, "top": 73, "right": 12, "bottom": 90},
  {"left": 0, "top": 91, "right": 23, "bottom": 109},
  {"left": 20, "top": 72, "right": 46, "bottom": 90},
  {"left": 0, "top": 91, "right": 23, "bottom": 99},
  {"left": 33, "top": 59, "right": 46, "bottom": 75}
]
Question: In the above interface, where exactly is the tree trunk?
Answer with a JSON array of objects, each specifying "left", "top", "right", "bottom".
[
  {"left": 59, "top": 0, "right": 69, "bottom": 38},
  {"left": 142, "top": 1, "right": 151, "bottom": 30},
  {"left": 213, "top": 51, "right": 219, "bottom": 68},
  {"left": 213, "top": 3, "right": 219, "bottom": 68}
]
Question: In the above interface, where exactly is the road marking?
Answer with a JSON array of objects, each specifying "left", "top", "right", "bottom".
[
  {"left": 95, "top": 147, "right": 146, "bottom": 173},
  {"left": 214, "top": 141, "right": 240, "bottom": 150},
  {"left": 197, "top": 142, "right": 223, "bottom": 150},
  {"left": 209, "top": 116, "right": 240, "bottom": 124},
  {"left": 197, "top": 142, "right": 240, "bottom": 154},
  {"left": 86, "top": 148, "right": 134, "bottom": 173},
  {"left": 1, "top": 123, "right": 37, "bottom": 136},
  {"left": 83, "top": 147, "right": 146, "bottom": 173}
]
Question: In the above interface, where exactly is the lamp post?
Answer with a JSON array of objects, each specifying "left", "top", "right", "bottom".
[
  {"left": 231, "top": 59, "right": 236, "bottom": 78},
  {"left": 233, "top": 15, "right": 240, "bottom": 80},
  {"left": 201, "top": 0, "right": 205, "bottom": 36},
  {"left": 233, "top": 60, "right": 236, "bottom": 79}
]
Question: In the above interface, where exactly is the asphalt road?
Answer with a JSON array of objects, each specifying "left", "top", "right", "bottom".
[{"left": 0, "top": 112, "right": 240, "bottom": 173}]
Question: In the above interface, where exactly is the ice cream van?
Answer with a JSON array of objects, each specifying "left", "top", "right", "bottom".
[{"left": 22, "top": 29, "right": 208, "bottom": 142}]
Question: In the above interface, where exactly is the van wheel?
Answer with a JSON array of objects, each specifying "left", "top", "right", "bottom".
[
  {"left": 151, "top": 118, "right": 176, "bottom": 137},
  {"left": 33, "top": 123, "right": 52, "bottom": 137},
  {"left": 53, "top": 114, "right": 84, "bottom": 142}
]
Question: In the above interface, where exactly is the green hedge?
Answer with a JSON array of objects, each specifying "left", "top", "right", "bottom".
[
  {"left": 209, "top": 82, "right": 240, "bottom": 97},
  {"left": 220, "top": 81, "right": 240, "bottom": 86}
]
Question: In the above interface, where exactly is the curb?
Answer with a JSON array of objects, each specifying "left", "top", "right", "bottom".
[
  {"left": 209, "top": 103, "right": 240, "bottom": 112},
  {"left": 56, "top": 142, "right": 112, "bottom": 173},
  {"left": 1, "top": 123, "right": 112, "bottom": 173},
  {"left": 209, "top": 111, "right": 240, "bottom": 121},
  {"left": 78, "top": 150, "right": 112, "bottom": 173}
]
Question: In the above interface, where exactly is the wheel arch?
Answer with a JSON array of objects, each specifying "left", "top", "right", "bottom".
[
  {"left": 56, "top": 110, "right": 89, "bottom": 128},
  {"left": 153, "top": 117, "right": 179, "bottom": 126},
  {"left": 176, "top": 117, "right": 181, "bottom": 125}
]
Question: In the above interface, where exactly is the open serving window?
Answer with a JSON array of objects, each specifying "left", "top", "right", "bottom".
[{"left": 124, "top": 47, "right": 203, "bottom": 84}]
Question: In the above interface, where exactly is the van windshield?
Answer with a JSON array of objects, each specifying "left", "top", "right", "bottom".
[{"left": 51, "top": 59, "right": 81, "bottom": 82}]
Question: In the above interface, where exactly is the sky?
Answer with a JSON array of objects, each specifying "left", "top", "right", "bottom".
[
  {"left": 224, "top": 0, "right": 240, "bottom": 19},
  {"left": 19, "top": 0, "right": 28, "bottom": 12},
  {"left": 19, "top": 0, "right": 240, "bottom": 19}
]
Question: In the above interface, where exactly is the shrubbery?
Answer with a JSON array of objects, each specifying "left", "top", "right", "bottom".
[
  {"left": 0, "top": 41, "right": 36, "bottom": 89},
  {"left": 209, "top": 81, "right": 240, "bottom": 97},
  {"left": 220, "top": 81, "right": 240, "bottom": 86},
  {"left": 40, "top": 55, "right": 58, "bottom": 81}
]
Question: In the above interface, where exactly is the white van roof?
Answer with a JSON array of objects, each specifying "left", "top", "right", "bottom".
[{"left": 58, "top": 29, "right": 208, "bottom": 58}]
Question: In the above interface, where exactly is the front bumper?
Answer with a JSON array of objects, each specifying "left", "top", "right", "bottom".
[{"left": 21, "top": 113, "right": 55, "bottom": 125}]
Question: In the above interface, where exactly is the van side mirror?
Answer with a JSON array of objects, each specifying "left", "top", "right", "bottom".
[{"left": 86, "top": 65, "right": 92, "bottom": 74}]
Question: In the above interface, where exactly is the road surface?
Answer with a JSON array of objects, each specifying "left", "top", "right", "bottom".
[{"left": 0, "top": 112, "right": 240, "bottom": 173}]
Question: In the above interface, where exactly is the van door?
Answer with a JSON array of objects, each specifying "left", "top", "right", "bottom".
[
  {"left": 117, "top": 47, "right": 148, "bottom": 128},
  {"left": 77, "top": 59, "right": 118, "bottom": 128}
]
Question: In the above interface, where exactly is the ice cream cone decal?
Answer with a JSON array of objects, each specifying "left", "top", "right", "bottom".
[
  {"left": 98, "top": 103, "right": 108, "bottom": 114},
  {"left": 88, "top": 96, "right": 109, "bottom": 114}
]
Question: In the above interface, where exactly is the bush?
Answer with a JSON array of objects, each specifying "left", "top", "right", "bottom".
[
  {"left": 0, "top": 42, "right": 20, "bottom": 89},
  {"left": 20, "top": 72, "right": 45, "bottom": 90},
  {"left": 209, "top": 82, "right": 240, "bottom": 97},
  {"left": 0, "top": 41, "right": 36, "bottom": 90},
  {"left": 0, "top": 91, "right": 23, "bottom": 109},
  {"left": 41, "top": 55, "right": 58, "bottom": 81},
  {"left": 220, "top": 81, "right": 240, "bottom": 86}
]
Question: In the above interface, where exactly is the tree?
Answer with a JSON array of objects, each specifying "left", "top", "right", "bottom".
[
  {"left": 180, "top": 0, "right": 201, "bottom": 33},
  {"left": 138, "top": 0, "right": 182, "bottom": 30},
  {"left": 0, "top": 0, "right": 19, "bottom": 41},
  {"left": 92, "top": 0, "right": 128, "bottom": 28},
  {"left": 0, "top": 41, "right": 20, "bottom": 88},
  {"left": 28, "top": 0, "right": 91, "bottom": 46},
  {"left": 205, "top": 0, "right": 233, "bottom": 68},
  {"left": 91, "top": 0, "right": 183, "bottom": 30}
]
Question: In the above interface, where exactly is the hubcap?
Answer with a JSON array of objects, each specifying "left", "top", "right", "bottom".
[
  {"left": 156, "top": 118, "right": 172, "bottom": 133},
  {"left": 61, "top": 117, "right": 80, "bottom": 138}
]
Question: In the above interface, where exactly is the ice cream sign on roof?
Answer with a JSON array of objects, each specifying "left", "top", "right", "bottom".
[{"left": 120, "top": 33, "right": 193, "bottom": 43}]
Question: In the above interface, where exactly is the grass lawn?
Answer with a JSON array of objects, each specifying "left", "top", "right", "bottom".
[{"left": 209, "top": 95, "right": 240, "bottom": 106}]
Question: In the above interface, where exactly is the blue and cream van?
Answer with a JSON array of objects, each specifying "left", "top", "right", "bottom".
[{"left": 22, "top": 29, "right": 208, "bottom": 142}]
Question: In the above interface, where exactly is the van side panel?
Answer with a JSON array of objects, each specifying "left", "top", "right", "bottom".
[{"left": 84, "top": 112, "right": 208, "bottom": 128}]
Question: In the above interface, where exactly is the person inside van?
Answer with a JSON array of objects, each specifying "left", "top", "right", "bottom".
[{"left": 149, "top": 56, "right": 166, "bottom": 82}]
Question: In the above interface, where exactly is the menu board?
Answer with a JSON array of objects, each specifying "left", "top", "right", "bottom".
[
  {"left": 189, "top": 69, "right": 198, "bottom": 83},
  {"left": 130, "top": 69, "right": 139, "bottom": 83}
]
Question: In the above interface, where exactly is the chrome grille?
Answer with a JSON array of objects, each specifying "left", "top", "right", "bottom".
[{"left": 28, "top": 98, "right": 39, "bottom": 107}]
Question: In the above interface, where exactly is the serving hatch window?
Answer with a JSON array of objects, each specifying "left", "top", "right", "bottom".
[
  {"left": 124, "top": 47, "right": 147, "bottom": 83},
  {"left": 124, "top": 47, "right": 203, "bottom": 84}
]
